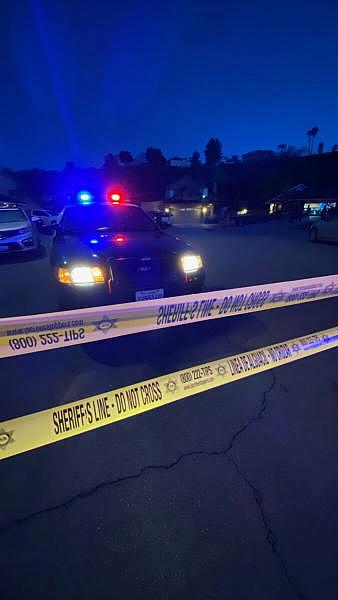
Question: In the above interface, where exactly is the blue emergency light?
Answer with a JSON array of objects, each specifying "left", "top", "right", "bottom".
[{"left": 77, "top": 190, "right": 93, "bottom": 204}]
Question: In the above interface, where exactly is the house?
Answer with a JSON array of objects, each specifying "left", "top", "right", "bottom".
[
  {"left": 268, "top": 185, "right": 337, "bottom": 215},
  {"left": 168, "top": 157, "right": 191, "bottom": 168},
  {"left": 165, "top": 175, "right": 208, "bottom": 202},
  {"left": 164, "top": 175, "right": 214, "bottom": 224},
  {"left": 141, "top": 175, "right": 214, "bottom": 224},
  {"left": 242, "top": 150, "right": 276, "bottom": 161}
]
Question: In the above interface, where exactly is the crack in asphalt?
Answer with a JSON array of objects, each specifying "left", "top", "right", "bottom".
[
  {"left": 1, "top": 371, "right": 305, "bottom": 596},
  {"left": 0, "top": 373, "right": 276, "bottom": 535},
  {"left": 230, "top": 457, "right": 307, "bottom": 600}
]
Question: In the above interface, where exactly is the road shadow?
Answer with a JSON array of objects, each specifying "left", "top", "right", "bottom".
[
  {"left": 314, "top": 240, "right": 338, "bottom": 247},
  {"left": 0, "top": 245, "right": 46, "bottom": 265},
  {"left": 83, "top": 312, "right": 268, "bottom": 374}
]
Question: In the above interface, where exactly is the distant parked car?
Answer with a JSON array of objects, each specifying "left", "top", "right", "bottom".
[
  {"left": 227, "top": 208, "right": 267, "bottom": 226},
  {"left": 309, "top": 210, "right": 338, "bottom": 243},
  {"left": 301, "top": 213, "right": 321, "bottom": 228},
  {"left": 0, "top": 202, "right": 40, "bottom": 255},
  {"left": 31, "top": 209, "right": 58, "bottom": 229},
  {"left": 147, "top": 210, "right": 172, "bottom": 228}
]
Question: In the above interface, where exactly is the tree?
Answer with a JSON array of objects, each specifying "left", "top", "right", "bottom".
[
  {"left": 191, "top": 150, "right": 201, "bottom": 168},
  {"left": 285, "top": 145, "right": 304, "bottom": 157},
  {"left": 306, "top": 130, "right": 311, "bottom": 154},
  {"left": 119, "top": 150, "right": 134, "bottom": 164},
  {"left": 145, "top": 147, "right": 167, "bottom": 166},
  {"left": 311, "top": 127, "right": 319, "bottom": 153},
  {"left": 306, "top": 126, "right": 319, "bottom": 154},
  {"left": 317, "top": 141, "right": 324, "bottom": 154},
  {"left": 102, "top": 153, "right": 118, "bottom": 171},
  {"left": 278, "top": 144, "right": 287, "bottom": 154},
  {"left": 332, "top": 144, "right": 338, "bottom": 153},
  {"left": 205, "top": 138, "right": 222, "bottom": 166},
  {"left": 64, "top": 161, "right": 76, "bottom": 171}
]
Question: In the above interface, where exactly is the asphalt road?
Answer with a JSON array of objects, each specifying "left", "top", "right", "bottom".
[{"left": 1, "top": 220, "right": 338, "bottom": 600}]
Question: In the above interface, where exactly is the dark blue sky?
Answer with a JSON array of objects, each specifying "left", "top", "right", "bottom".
[{"left": 2, "top": 0, "right": 338, "bottom": 169}]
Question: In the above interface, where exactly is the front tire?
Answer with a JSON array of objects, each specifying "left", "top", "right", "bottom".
[{"left": 309, "top": 227, "right": 318, "bottom": 243}]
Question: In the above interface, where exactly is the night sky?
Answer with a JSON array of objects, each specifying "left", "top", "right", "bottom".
[{"left": 1, "top": 0, "right": 338, "bottom": 169}]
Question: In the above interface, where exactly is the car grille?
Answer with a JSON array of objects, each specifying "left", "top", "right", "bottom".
[{"left": 110, "top": 256, "right": 180, "bottom": 290}]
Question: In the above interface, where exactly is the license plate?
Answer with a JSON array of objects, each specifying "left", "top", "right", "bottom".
[
  {"left": 0, "top": 245, "right": 9, "bottom": 251},
  {"left": 135, "top": 288, "right": 164, "bottom": 301}
]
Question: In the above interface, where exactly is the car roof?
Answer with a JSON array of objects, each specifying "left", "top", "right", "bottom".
[
  {"left": 63, "top": 202, "right": 140, "bottom": 210},
  {"left": 0, "top": 202, "right": 22, "bottom": 210}
]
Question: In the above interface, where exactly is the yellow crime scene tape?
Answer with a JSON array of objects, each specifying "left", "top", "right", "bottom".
[
  {"left": 0, "top": 274, "right": 338, "bottom": 359},
  {"left": 1, "top": 325, "right": 337, "bottom": 460}
]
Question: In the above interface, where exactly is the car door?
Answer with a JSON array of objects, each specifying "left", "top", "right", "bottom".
[{"left": 322, "top": 214, "right": 338, "bottom": 241}]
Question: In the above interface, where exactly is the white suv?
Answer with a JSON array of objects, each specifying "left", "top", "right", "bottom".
[
  {"left": 31, "top": 208, "right": 57, "bottom": 228},
  {"left": 309, "top": 211, "right": 338, "bottom": 243},
  {"left": 0, "top": 203, "right": 39, "bottom": 255}
]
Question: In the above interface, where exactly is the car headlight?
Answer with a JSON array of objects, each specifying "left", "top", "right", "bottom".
[
  {"left": 180, "top": 254, "right": 203, "bottom": 274},
  {"left": 57, "top": 265, "right": 105, "bottom": 285},
  {"left": 18, "top": 227, "right": 31, "bottom": 234}
]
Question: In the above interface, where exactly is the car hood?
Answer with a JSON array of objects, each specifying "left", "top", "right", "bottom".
[
  {"left": 0, "top": 220, "right": 30, "bottom": 231},
  {"left": 55, "top": 231, "right": 192, "bottom": 262}
]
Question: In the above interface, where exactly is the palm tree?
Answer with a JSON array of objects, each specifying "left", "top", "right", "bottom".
[
  {"left": 306, "top": 127, "right": 319, "bottom": 154},
  {"left": 306, "top": 130, "right": 312, "bottom": 154},
  {"left": 311, "top": 127, "right": 319, "bottom": 153}
]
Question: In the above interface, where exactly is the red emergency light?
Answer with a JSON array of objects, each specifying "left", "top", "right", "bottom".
[
  {"left": 113, "top": 234, "right": 126, "bottom": 243},
  {"left": 111, "top": 193, "right": 121, "bottom": 204}
]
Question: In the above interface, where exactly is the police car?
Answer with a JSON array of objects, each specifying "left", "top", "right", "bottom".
[
  {"left": 0, "top": 202, "right": 39, "bottom": 255},
  {"left": 50, "top": 191, "right": 205, "bottom": 308}
]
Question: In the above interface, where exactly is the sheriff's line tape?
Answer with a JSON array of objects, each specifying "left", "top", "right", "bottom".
[
  {"left": 0, "top": 274, "right": 338, "bottom": 359},
  {"left": 1, "top": 325, "right": 337, "bottom": 460}
]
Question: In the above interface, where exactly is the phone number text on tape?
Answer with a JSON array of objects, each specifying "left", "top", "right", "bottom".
[{"left": 1, "top": 274, "right": 338, "bottom": 358}]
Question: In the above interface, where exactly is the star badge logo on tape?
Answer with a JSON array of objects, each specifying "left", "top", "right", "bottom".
[
  {"left": 291, "top": 342, "right": 301, "bottom": 353},
  {"left": 0, "top": 428, "right": 14, "bottom": 450},
  {"left": 91, "top": 316, "right": 118, "bottom": 333},
  {"left": 165, "top": 380, "right": 178, "bottom": 393},
  {"left": 217, "top": 364, "right": 227, "bottom": 377}
]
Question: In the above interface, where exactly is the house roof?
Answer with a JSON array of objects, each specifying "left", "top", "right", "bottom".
[
  {"left": 166, "top": 175, "right": 206, "bottom": 191},
  {"left": 269, "top": 185, "right": 338, "bottom": 203}
]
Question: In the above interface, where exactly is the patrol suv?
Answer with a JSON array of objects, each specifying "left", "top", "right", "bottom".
[
  {"left": 50, "top": 192, "right": 205, "bottom": 308},
  {"left": 0, "top": 202, "right": 39, "bottom": 255}
]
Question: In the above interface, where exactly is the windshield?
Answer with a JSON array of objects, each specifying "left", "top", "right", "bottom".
[
  {"left": 0, "top": 209, "right": 27, "bottom": 224},
  {"left": 33, "top": 210, "right": 48, "bottom": 217},
  {"left": 61, "top": 204, "right": 157, "bottom": 234}
]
